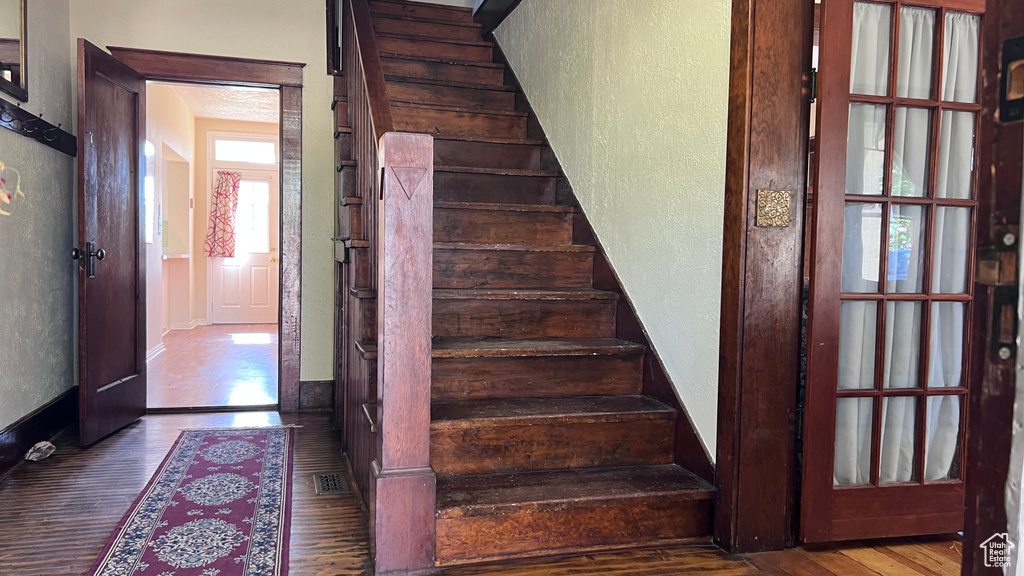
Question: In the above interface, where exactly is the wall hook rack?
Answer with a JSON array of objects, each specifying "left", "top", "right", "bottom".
[{"left": 0, "top": 99, "right": 77, "bottom": 157}]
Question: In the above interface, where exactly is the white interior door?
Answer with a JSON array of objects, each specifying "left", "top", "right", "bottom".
[{"left": 210, "top": 170, "right": 280, "bottom": 324}]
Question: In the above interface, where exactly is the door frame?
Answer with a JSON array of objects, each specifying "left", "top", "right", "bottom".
[
  {"left": 715, "top": 0, "right": 814, "bottom": 553},
  {"left": 105, "top": 46, "right": 306, "bottom": 412}
]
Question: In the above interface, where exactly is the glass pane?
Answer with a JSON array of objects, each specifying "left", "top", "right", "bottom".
[
  {"left": 928, "top": 302, "right": 965, "bottom": 388},
  {"left": 887, "top": 204, "right": 926, "bottom": 293},
  {"left": 851, "top": 2, "right": 892, "bottom": 96},
  {"left": 843, "top": 202, "right": 883, "bottom": 292},
  {"left": 936, "top": 111, "right": 976, "bottom": 200},
  {"left": 891, "top": 108, "right": 931, "bottom": 197},
  {"left": 234, "top": 180, "right": 271, "bottom": 254},
  {"left": 880, "top": 396, "right": 918, "bottom": 483},
  {"left": 846, "top": 104, "right": 887, "bottom": 196},
  {"left": 835, "top": 397, "right": 874, "bottom": 486},
  {"left": 941, "top": 13, "right": 981, "bottom": 103},
  {"left": 932, "top": 207, "right": 971, "bottom": 293},
  {"left": 839, "top": 301, "right": 878, "bottom": 390},
  {"left": 896, "top": 7, "right": 936, "bottom": 99},
  {"left": 925, "top": 395, "right": 962, "bottom": 480},
  {"left": 214, "top": 139, "right": 277, "bottom": 164},
  {"left": 884, "top": 301, "right": 923, "bottom": 388}
]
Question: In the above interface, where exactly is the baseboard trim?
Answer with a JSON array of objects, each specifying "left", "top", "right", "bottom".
[
  {"left": 146, "top": 342, "right": 166, "bottom": 363},
  {"left": 299, "top": 380, "right": 334, "bottom": 413},
  {"left": 0, "top": 387, "right": 77, "bottom": 480},
  {"left": 168, "top": 319, "right": 208, "bottom": 331}
]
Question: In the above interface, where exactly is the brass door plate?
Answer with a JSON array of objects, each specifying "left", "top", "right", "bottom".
[{"left": 756, "top": 189, "right": 792, "bottom": 227}]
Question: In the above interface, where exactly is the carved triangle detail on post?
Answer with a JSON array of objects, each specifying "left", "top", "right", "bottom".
[{"left": 391, "top": 166, "right": 427, "bottom": 200}]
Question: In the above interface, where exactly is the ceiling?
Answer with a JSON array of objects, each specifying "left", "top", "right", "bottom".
[{"left": 164, "top": 83, "right": 279, "bottom": 124}]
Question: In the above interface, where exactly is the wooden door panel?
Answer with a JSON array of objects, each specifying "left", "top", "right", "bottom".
[
  {"left": 802, "top": 0, "right": 983, "bottom": 541},
  {"left": 77, "top": 39, "right": 147, "bottom": 446}
]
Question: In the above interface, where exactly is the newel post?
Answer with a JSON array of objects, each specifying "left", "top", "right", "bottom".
[{"left": 373, "top": 132, "right": 436, "bottom": 575}]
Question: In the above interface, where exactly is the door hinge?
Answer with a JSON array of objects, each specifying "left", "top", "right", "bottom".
[
  {"left": 795, "top": 404, "right": 805, "bottom": 440},
  {"left": 977, "top": 230, "right": 1018, "bottom": 287},
  {"left": 806, "top": 68, "right": 818, "bottom": 103}
]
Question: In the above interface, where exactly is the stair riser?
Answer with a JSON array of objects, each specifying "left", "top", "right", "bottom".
[
  {"left": 436, "top": 499, "right": 711, "bottom": 565},
  {"left": 382, "top": 57, "right": 505, "bottom": 86},
  {"left": 432, "top": 299, "right": 617, "bottom": 339},
  {"left": 377, "top": 36, "right": 493, "bottom": 62},
  {"left": 432, "top": 355, "right": 642, "bottom": 400},
  {"left": 369, "top": 1, "right": 475, "bottom": 23},
  {"left": 435, "top": 172, "right": 556, "bottom": 205},
  {"left": 434, "top": 209, "right": 572, "bottom": 245},
  {"left": 395, "top": 106, "right": 527, "bottom": 140},
  {"left": 388, "top": 80, "right": 515, "bottom": 110},
  {"left": 434, "top": 140, "right": 542, "bottom": 171},
  {"left": 373, "top": 16, "right": 483, "bottom": 41},
  {"left": 433, "top": 249, "right": 593, "bottom": 289},
  {"left": 431, "top": 419, "right": 674, "bottom": 475}
]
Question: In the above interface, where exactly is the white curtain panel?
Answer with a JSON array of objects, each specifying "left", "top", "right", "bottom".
[{"left": 834, "top": 4, "right": 979, "bottom": 486}]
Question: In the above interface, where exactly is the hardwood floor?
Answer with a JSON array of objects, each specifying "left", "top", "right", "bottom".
[
  {"left": 0, "top": 412, "right": 962, "bottom": 575},
  {"left": 147, "top": 324, "right": 278, "bottom": 409}
]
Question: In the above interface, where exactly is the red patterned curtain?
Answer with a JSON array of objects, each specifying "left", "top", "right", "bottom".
[{"left": 204, "top": 171, "right": 242, "bottom": 257}]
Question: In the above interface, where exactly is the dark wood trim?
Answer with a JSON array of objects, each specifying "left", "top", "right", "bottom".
[
  {"left": 962, "top": 0, "right": 1023, "bottom": 573},
  {"left": 103, "top": 47, "right": 305, "bottom": 413},
  {"left": 715, "top": 0, "right": 813, "bottom": 553},
  {"left": 299, "top": 380, "right": 335, "bottom": 412},
  {"left": 347, "top": 0, "right": 396, "bottom": 139},
  {"left": 280, "top": 85, "right": 304, "bottom": 412},
  {"left": 473, "top": 0, "right": 523, "bottom": 37},
  {"left": 373, "top": 132, "right": 436, "bottom": 575},
  {"left": 107, "top": 46, "right": 304, "bottom": 88},
  {"left": 0, "top": 387, "right": 76, "bottom": 479},
  {"left": 328, "top": 0, "right": 342, "bottom": 75}
]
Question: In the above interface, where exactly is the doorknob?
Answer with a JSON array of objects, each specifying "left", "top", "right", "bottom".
[{"left": 73, "top": 241, "right": 107, "bottom": 278}]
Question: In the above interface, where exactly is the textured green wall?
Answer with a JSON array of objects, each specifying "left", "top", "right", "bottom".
[
  {"left": 495, "top": 0, "right": 731, "bottom": 456},
  {"left": 0, "top": 0, "right": 74, "bottom": 431}
]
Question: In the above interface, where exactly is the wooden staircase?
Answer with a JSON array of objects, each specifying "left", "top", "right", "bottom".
[{"left": 334, "top": 0, "right": 715, "bottom": 570}]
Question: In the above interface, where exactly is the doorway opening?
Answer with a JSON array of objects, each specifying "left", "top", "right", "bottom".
[{"left": 144, "top": 81, "right": 282, "bottom": 411}]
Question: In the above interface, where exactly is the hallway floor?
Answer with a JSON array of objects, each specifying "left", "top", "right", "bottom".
[
  {"left": 0, "top": 412, "right": 963, "bottom": 576},
  {"left": 148, "top": 324, "right": 278, "bottom": 409}
]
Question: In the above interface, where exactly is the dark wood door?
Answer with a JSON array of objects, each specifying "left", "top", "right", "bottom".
[
  {"left": 76, "top": 39, "right": 147, "bottom": 446},
  {"left": 802, "top": 0, "right": 985, "bottom": 541}
]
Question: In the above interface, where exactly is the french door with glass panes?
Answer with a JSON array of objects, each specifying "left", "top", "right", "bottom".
[{"left": 802, "top": 0, "right": 983, "bottom": 542}]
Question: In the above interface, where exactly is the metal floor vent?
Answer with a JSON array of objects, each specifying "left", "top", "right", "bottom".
[{"left": 313, "top": 473, "right": 350, "bottom": 495}]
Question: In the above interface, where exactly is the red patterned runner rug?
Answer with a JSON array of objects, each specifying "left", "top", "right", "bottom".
[{"left": 87, "top": 427, "right": 295, "bottom": 576}]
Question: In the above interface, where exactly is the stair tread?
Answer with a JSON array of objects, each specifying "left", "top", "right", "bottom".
[
  {"left": 435, "top": 201, "right": 575, "bottom": 213},
  {"left": 371, "top": 12, "right": 483, "bottom": 29},
  {"left": 375, "top": 31, "right": 493, "bottom": 48},
  {"left": 386, "top": 74, "right": 517, "bottom": 92},
  {"left": 434, "top": 135, "right": 546, "bottom": 146},
  {"left": 433, "top": 242, "right": 595, "bottom": 253},
  {"left": 432, "top": 395, "right": 675, "bottom": 429},
  {"left": 432, "top": 288, "right": 618, "bottom": 301},
  {"left": 436, "top": 165, "right": 559, "bottom": 177},
  {"left": 432, "top": 337, "right": 643, "bottom": 358},
  {"left": 437, "top": 465, "right": 715, "bottom": 518},
  {"left": 372, "top": 0, "right": 472, "bottom": 13},
  {"left": 393, "top": 100, "right": 528, "bottom": 117},
  {"left": 381, "top": 52, "right": 505, "bottom": 69},
  {"left": 358, "top": 337, "right": 642, "bottom": 360}
]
